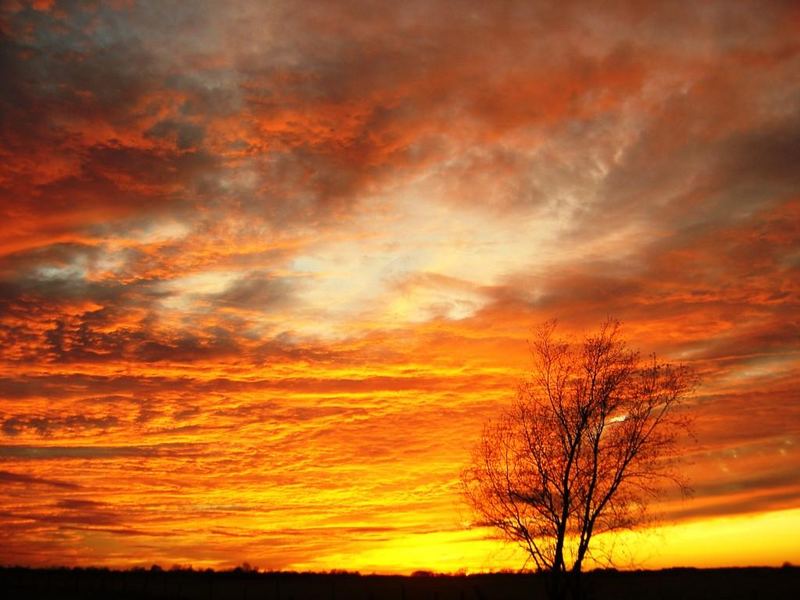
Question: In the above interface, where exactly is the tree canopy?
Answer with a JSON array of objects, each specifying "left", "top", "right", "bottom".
[{"left": 462, "top": 320, "right": 695, "bottom": 599}]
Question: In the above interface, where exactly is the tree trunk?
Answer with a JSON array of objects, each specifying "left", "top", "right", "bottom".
[
  {"left": 545, "top": 568, "right": 568, "bottom": 600},
  {"left": 567, "top": 568, "right": 585, "bottom": 600}
]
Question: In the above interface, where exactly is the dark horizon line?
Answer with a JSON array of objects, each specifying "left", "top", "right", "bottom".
[{"left": 1, "top": 564, "right": 796, "bottom": 577}]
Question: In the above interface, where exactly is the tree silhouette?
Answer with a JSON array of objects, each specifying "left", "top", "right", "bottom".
[{"left": 462, "top": 320, "right": 695, "bottom": 600}]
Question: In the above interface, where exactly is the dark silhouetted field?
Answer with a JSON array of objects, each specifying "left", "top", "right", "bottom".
[{"left": 1, "top": 566, "right": 798, "bottom": 599}]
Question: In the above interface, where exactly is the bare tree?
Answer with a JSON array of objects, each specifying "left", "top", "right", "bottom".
[{"left": 462, "top": 320, "right": 694, "bottom": 600}]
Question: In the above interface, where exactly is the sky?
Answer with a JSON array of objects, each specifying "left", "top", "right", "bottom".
[{"left": 1, "top": 0, "right": 799, "bottom": 573}]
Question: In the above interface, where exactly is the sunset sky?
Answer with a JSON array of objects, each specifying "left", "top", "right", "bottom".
[{"left": 1, "top": 0, "right": 799, "bottom": 573}]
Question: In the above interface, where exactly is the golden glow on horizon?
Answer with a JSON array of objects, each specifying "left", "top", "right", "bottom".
[{"left": 289, "top": 508, "right": 800, "bottom": 574}]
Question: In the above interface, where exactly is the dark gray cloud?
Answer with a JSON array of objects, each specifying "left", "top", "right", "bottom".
[
  {"left": 0, "top": 443, "right": 204, "bottom": 460},
  {"left": 212, "top": 272, "right": 295, "bottom": 310},
  {"left": 0, "top": 469, "right": 80, "bottom": 489},
  {"left": 2, "top": 414, "right": 119, "bottom": 437},
  {"left": 667, "top": 484, "right": 800, "bottom": 522}
]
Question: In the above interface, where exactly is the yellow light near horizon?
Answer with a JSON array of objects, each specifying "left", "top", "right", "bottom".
[
  {"left": 627, "top": 508, "right": 800, "bottom": 569},
  {"left": 288, "top": 508, "right": 800, "bottom": 574},
  {"left": 560, "top": 508, "right": 800, "bottom": 571}
]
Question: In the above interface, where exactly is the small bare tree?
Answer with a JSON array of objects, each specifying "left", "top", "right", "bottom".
[{"left": 462, "top": 320, "right": 694, "bottom": 600}]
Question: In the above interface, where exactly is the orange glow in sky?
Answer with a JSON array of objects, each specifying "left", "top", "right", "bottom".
[{"left": 1, "top": 0, "right": 799, "bottom": 573}]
